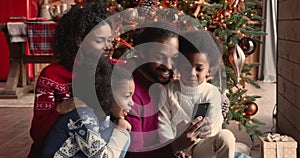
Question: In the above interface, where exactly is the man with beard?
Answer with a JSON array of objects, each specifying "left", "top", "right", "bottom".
[{"left": 125, "top": 22, "right": 212, "bottom": 158}]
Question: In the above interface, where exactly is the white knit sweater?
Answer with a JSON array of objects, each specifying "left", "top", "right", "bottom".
[{"left": 158, "top": 80, "right": 223, "bottom": 143}]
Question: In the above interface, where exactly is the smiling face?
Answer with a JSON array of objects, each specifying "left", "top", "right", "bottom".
[
  {"left": 179, "top": 52, "right": 210, "bottom": 87},
  {"left": 80, "top": 23, "right": 114, "bottom": 58},
  {"left": 111, "top": 79, "right": 135, "bottom": 119},
  {"left": 139, "top": 37, "right": 179, "bottom": 85}
]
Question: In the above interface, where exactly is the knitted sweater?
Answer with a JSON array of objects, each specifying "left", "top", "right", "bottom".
[
  {"left": 42, "top": 107, "right": 129, "bottom": 158},
  {"left": 158, "top": 80, "right": 223, "bottom": 143},
  {"left": 30, "top": 63, "right": 73, "bottom": 150}
]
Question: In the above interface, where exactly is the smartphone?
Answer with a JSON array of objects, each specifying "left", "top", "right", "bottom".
[{"left": 192, "top": 102, "right": 210, "bottom": 119}]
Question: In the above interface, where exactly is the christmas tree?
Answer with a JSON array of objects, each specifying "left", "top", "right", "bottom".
[{"left": 81, "top": 0, "right": 267, "bottom": 136}]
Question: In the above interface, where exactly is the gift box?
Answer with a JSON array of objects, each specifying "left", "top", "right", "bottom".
[{"left": 259, "top": 134, "right": 297, "bottom": 158}]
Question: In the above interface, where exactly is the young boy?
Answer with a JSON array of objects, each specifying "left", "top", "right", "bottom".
[{"left": 158, "top": 29, "right": 236, "bottom": 158}]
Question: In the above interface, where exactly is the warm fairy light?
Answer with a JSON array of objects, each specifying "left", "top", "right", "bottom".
[
  {"left": 248, "top": 120, "right": 253, "bottom": 124},
  {"left": 183, "top": 20, "right": 187, "bottom": 24},
  {"left": 236, "top": 121, "right": 240, "bottom": 125},
  {"left": 243, "top": 112, "right": 246, "bottom": 116},
  {"left": 159, "top": 6, "right": 163, "bottom": 9},
  {"left": 236, "top": 30, "right": 241, "bottom": 34},
  {"left": 154, "top": 17, "right": 158, "bottom": 22},
  {"left": 221, "top": 19, "right": 224, "bottom": 22},
  {"left": 200, "top": 12, "right": 203, "bottom": 16},
  {"left": 242, "top": 24, "right": 246, "bottom": 27},
  {"left": 190, "top": 3, "right": 193, "bottom": 7},
  {"left": 180, "top": 11, "right": 184, "bottom": 14},
  {"left": 250, "top": 13, "right": 254, "bottom": 17},
  {"left": 204, "top": 27, "right": 207, "bottom": 30}
]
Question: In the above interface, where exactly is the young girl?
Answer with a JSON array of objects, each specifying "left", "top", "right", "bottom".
[
  {"left": 41, "top": 56, "right": 134, "bottom": 157},
  {"left": 158, "top": 29, "right": 236, "bottom": 158}
]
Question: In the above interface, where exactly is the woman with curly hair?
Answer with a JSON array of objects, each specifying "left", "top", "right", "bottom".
[{"left": 28, "top": 1, "right": 114, "bottom": 157}]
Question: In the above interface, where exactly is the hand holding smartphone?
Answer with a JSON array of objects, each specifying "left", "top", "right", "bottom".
[{"left": 192, "top": 102, "right": 210, "bottom": 119}]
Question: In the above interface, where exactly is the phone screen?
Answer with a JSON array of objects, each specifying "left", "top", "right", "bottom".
[{"left": 192, "top": 102, "right": 210, "bottom": 119}]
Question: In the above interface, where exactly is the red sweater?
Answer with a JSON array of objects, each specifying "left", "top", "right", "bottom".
[
  {"left": 125, "top": 70, "right": 177, "bottom": 158},
  {"left": 29, "top": 63, "right": 72, "bottom": 152}
]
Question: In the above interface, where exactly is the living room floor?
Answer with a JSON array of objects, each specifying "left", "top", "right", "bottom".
[{"left": 0, "top": 81, "right": 276, "bottom": 157}]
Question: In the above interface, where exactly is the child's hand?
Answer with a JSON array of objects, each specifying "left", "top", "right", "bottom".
[
  {"left": 197, "top": 117, "right": 212, "bottom": 139},
  {"left": 116, "top": 118, "right": 131, "bottom": 131},
  {"left": 179, "top": 151, "right": 192, "bottom": 158},
  {"left": 171, "top": 116, "right": 211, "bottom": 153},
  {"left": 171, "top": 116, "right": 203, "bottom": 152}
]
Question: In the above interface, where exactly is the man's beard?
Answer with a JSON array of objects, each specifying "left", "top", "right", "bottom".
[{"left": 154, "top": 67, "right": 174, "bottom": 85}]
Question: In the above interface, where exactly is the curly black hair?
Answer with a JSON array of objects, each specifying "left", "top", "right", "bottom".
[
  {"left": 94, "top": 56, "right": 133, "bottom": 115},
  {"left": 133, "top": 22, "right": 178, "bottom": 46},
  {"left": 53, "top": 1, "right": 109, "bottom": 66},
  {"left": 178, "top": 29, "right": 222, "bottom": 68}
]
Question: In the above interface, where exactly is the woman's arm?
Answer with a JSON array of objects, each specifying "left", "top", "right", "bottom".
[{"left": 30, "top": 76, "right": 62, "bottom": 145}]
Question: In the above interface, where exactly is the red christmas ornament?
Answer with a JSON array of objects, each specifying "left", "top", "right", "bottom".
[{"left": 244, "top": 102, "right": 258, "bottom": 116}]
